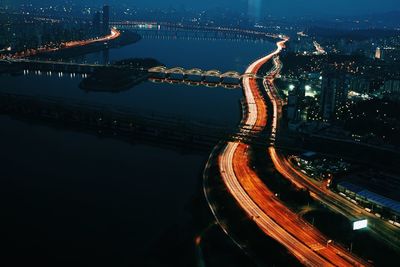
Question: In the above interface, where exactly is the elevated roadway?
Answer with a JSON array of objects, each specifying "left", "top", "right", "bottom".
[{"left": 217, "top": 39, "right": 370, "bottom": 266}]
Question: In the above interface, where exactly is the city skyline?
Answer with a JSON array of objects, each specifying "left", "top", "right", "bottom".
[{"left": 2, "top": 0, "right": 400, "bottom": 17}]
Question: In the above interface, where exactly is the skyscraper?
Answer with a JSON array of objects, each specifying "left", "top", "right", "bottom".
[
  {"left": 320, "top": 72, "right": 348, "bottom": 121},
  {"left": 247, "top": 0, "right": 262, "bottom": 24},
  {"left": 102, "top": 5, "right": 110, "bottom": 34},
  {"left": 92, "top": 11, "right": 101, "bottom": 34},
  {"left": 375, "top": 47, "right": 382, "bottom": 59}
]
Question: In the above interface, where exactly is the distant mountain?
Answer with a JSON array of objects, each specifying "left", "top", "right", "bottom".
[
  {"left": 361, "top": 10, "right": 400, "bottom": 27},
  {"left": 306, "top": 27, "right": 399, "bottom": 40}
]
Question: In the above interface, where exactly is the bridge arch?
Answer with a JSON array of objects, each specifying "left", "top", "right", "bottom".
[
  {"left": 204, "top": 70, "right": 221, "bottom": 77},
  {"left": 166, "top": 67, "right": 186, "bottom": 74},
  {"left": 186, "top": 68, "right": 204, "bottom": 76},
  {"left": 220, "top": 71, "right": 242, "bottom": 79},
  {"left": 149, "top": 66, "right": 167, "bottom": 73}
]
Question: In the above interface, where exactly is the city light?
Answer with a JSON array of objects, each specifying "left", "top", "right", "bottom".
[
  {"left": 1, "top": 1, "right": 399, "bottom": 266},
  {"left": 353, "top": 219, "right": 368, "bottom": 230}
]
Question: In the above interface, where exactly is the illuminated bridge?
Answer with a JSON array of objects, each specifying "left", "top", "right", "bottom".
[
  {"left": 110, "top": 21, "right": 281, "bottom": 41},
  {"left": 148, "top": 66, "right": 259, "bottom": 86}
]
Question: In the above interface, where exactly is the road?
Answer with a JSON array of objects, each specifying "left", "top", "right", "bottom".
[
  {"left": 218, "top": 39, "right": 369, "bottom": 266},
  {"left": 313, "top": 41, "right": 327, "bottom": 55},
  {"left": 5, "top": 28, "right": 121, "bottom": 59},
  {"left": 264, "top": 56, "right": 400, "bottom": 252}
]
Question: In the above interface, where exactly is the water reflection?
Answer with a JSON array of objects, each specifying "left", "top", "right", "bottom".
[{"left": 23, "top": 69, "right": 88, "bottom": 78}]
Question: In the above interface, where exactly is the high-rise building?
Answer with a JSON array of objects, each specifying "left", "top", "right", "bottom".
[
  {"left": 102, "top": 5, "right": 110, "bottom": 34},
  {"left": 247, "top": 0, "right": 262, "bottom": 24},
  {"left": 375, "top": 47, "right": 382, "bottom": 59},
  {"left": 382, "top": 47, "right": 400, "bottom": 62},
  {"left": 320, "top": 72, "right": 348, "bottom": 121},
  {"left": 383, "top": 80, "right": 400, "bottom": 94},
  {"left": 287, "top": 90, "right": 300, "bottom": 122},
  {"left": 92, "top": 11, "right": 101, "bottom": 34},
  {"left": 350, "top": 77, "right": 370, "bottom": 94}
]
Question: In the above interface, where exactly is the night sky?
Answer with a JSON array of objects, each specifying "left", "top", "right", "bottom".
[{"left": 3, "top": 0, "right": 400, "bottom": 17}]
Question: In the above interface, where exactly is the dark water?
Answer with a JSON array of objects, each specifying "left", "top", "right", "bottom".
[{"left": 0, "top": 30, "right": 274, "bottom": 266}]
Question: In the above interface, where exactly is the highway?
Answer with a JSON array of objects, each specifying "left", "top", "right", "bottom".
[
  {"left": 218, "top": 39, "right": 369, "bottom": 266},
  {"left": 63, "top": 28, "right": 120, "bottom": 48},
  {"left": 313, "top": 41, "right": 327, "bottom": 55},
  {"left": 264, "top": 55, "right": 400, "bottom": 252},
  {"left": 5, "top": 28, "right": 120, "bottom": 59}
]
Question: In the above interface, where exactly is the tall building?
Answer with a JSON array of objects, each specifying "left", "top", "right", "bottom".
[
  {"left": 350, "top": 77, "right": 370, "bottom": 94},
  {"left": 375, "top": 47, "right": 382, "bottom": 59},
  {"left": 287, "top": 90, "right": 300, "bottom": 122},
  {"left": 247, "top": 0, "right": 262, "bottom": 24},
  {"left": 382, "top": 47, "right": 400, "bottom": 62},
  {"left": 320, "top": 72, "right": 348, "bottom": 121},
  {"left": 383, "top": 80, "right": 400, "bottom": 94},
  {"left": 102, "top": 5, "right": 110, "bottom": 34},
  {"left": 92, "top": 11, "right": 101, "bottom": 34}
]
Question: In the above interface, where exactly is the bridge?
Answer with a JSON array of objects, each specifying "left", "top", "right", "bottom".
[
  {"left": 1, "top": 59, "right": 256, "bottom": 89},
  {"left": 148, "top": 66, "right": 259, "bottom": 85},
  {"left": 148, "top": 77, "right": 242, "bottom": 89},
  {"left": 111, "top": 21, "right": 281, "bottom": 41}
]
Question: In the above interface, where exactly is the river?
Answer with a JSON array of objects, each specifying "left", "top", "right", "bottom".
[{"left": 0, "top": 28, "right": 275, "bottom": 266}]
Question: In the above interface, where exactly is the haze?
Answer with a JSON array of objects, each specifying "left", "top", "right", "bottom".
[{"left": 5, "top": 0, "right": 400, "bottom": 17}]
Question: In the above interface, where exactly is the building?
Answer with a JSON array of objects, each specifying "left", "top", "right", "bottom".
[
  {"left": 350, "top": 77, "right": 370, "bottom": 94},
  {"left": 102, "top": 5, "right": 110, "bottom": 34},
  {"left": 320, "top": 72, "right": 348, "bottom": 121},
  {"left": 375, "top": 47, "right": 382, "bottom": 59},
  {"left": 382, "top": 46, "right": 400, "bottom": 62},
  {"left": 383, "top": 80, "right": 400, "bottom": 94},
  {"left": 247, "top": 0, "right": 262, "bottom": 24},
  {"left": 287, "top": 90, "right": 300, "bottom": 122},
  {"left": 337, "top": 181, "right": 400, "bottom": 219},
  {"left": 92, "top": 11, "right": 101, "bottom": 35}
]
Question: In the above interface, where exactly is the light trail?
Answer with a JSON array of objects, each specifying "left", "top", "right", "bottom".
[
  {"left": 5, "top": 28, "right": 121, "bottom": 59},
  {"left": 218, "top": 38, "right": 370, "bottom": 266},
  {"left": 265, "top": 47, "right": 400, "bottom": 254}
]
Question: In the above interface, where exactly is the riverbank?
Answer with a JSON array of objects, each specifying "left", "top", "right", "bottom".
[
  {"left": 79, "top": 58, "right": 161, "bottom": 92},
  {"left": 31, "top": 30, "right": 141, "bottom": 60}
]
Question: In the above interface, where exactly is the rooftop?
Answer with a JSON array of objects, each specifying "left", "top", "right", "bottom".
[{"left": 338, "top": 181, "right": 400, "bottom": 213}]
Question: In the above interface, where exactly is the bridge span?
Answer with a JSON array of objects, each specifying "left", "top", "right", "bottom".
[
  {"left": 148, "top": 66, "right": 261, "bottom": 84},
  {"left": 110, "top": 21, "right": 281, "bottom": 41},
  {"left": 148, "top": 77, "right": 242, "bottom": 89},
  {"left": 1, "top": 59, "right": 258, "bottom": 89}
]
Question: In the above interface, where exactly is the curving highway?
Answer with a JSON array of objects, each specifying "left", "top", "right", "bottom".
[{"left": 218, "top": 39, "right": 369, "bottom": 266}]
